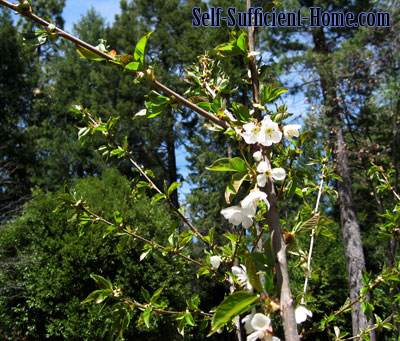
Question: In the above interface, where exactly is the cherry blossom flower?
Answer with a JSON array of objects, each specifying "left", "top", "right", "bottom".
[
  {"left": 256, "top": 162, "right": 286, "bottom": 187},
  {"left": 241, "top": 122, "right": 261, "bottom": 144},
  {"left": 210, "top": 256, "right": 222, "bottom": 269},
  {"left": 258, "top": 116, "right": 282, "bottom": 146},
  {"left": 253, "top": 150, "right": 263, "bottom": 162},
  {"left": 295, "top": 305, "right": 313, "bottom": 324},
  {"left": 220, "top": 205, "right": 253, "bottom": 228},
  {"left": 245, "top": 313, "right": 280, "bottom": 341},
  {"left": 283, "top": 124, "right": 301, "bottom": 140},
  {"left": 231, "top": 264, "right": 252, "bottom": 291},
  {"left": 241, "top": 190, "right": 270, "bottom": 214}
]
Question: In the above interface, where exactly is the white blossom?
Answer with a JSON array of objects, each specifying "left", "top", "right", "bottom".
[
  {"left": 258, "top": 116, "right": 282, "bottom": 146},
  {"left": 232, "top": 264, "right": 252, "bottom": 291},
  {"left": 220, "top": 206, "right": 253, "bottom": 229},
  {"left": 253, "top": 150, "right": 263, "bottom": 162},
  {"left": 241, "top": 190, "right": 270, "bottom": 214},
  {"left": 295, "top": 305, "right": 313, "bottom": 324},
  {"left": 210, "top": 256, "right": 222, "bottom": 269},
  {"left": 256, "top": 162, "right": 286, "bottom": 187},
  {"left": 245, "top": 313, "right": 280, "bottom": 341},
  {"left": 241, "top": 122, "right": 261, "bottom": 144},
  {"left": 242, "top": 309, "right": 256, "bottom": 334},
  {"left": 283, "top": 124, "right": 301, "bottom": 140}
]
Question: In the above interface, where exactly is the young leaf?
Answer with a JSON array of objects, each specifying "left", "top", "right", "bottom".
[
  {"left": 151, "top": 193, "right": 166, "bottom": 204},
  {"left": 236, "top": 32, "right": 248, "bottom": 54},
  {"left": 90, "top": 274, "right": 113, "bottom": 290},
  {"left": 167, "top": 182, "right": 182, "bottom": 197},
  {"left": 134, "top": 31, "right": 153, "bottom": 65},
  {"left": 76, "top": 46, "right": 106, "bottom": 61},
  {"left": 246, "top": 255, "right": 265, "bottom": 294},
  {"left": 150, "top": 287, "right": 164, "bottom": 304},
  {"left": 206, "top": 157, "right": 247, "bottom": 172},
  {"left": 143, "top": 306, "right": 152, "bottom": 328},
  {"left": 209, "top": 291, "right": 259, "bottom": 336}
]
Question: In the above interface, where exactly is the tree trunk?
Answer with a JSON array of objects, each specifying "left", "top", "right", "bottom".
[{"left": 312, "top": 26, "right": 375, "bottom": 340}]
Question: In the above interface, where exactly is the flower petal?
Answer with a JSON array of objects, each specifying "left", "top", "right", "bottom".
[
  {"left": 250, "top": 313, "right": 271, "bottom": 331},
  {"left": 271, "top": 168, "right": 286, "bottom": 181},
  {"left": 295, "top": 305, "right": 313, "bottom": 324}
]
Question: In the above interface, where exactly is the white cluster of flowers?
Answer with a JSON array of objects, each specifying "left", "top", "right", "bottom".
[
  {"left": 220, "top": 117, "right": 301, "bottom": 229},
  {"left": 241, "top": 116, "right": 301, "bottom": 147},
  {"left": 221, "top": 190, "right": 269, "bottom": 229}
]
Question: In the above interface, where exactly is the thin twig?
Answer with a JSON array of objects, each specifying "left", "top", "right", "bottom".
[
  {"left": 80, "top": 205, "right": 205, "bottom": 268},
  {"left": 301, "top": 171, "right": 325, "bottom": 305},
  {"left": 121, "top": 297, "right": 213, "bottom": 317}
]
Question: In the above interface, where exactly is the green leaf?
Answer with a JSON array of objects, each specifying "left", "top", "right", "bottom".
[
  {"left": 76, "top": 46, "right": 106, "bottom": 61},
  {"left": 236, "top": 32, "right": 248, "bottom": 54},
  {"left": 82, "top": 289, "right": 112, "bottom": 304},
  {"left": 134, "top": 31, "right": 153, "bottom": 65},
  {"left": 151, "top": 193, "right": 166, "bottom": 204},
  {"left": 167, "top": 182, "right": 182, "bottom": 197},
  {"left": 207, "top": 157, "right": 247, "bottom": 172},
  {"left": 231, "top": 102, "right": 251, "bottom": 121},
  {"left": 90, "top": 274, "right": 113, "bottom": 290},
  {"left": 143, "top": 306, "right": 152, "bottom": 328},
  {"left": 260, "top": 84, "right": 288, "bottom": 105},
  {"left": 246, "top": 255, "right": 265, "bottom": 294},
  {"left": 150, "top": 287, "right": 164, "bottom": 304},
  {"left": 145, "top": 90, "right": 169, "bottom": 118},
  {"left": 141, "top": 287, "right": 151, "bottom": 303},
  {"left": 185, "top": 313, "right": 196, "bottom": 326},
  {"left": 125, "top": 61, "right": 141, "bottom": 71},
  {"left": 214, "top": 42, "right": 242, "bottom": 57},
  {"left": 209, "top": 291, "right": 259, "bottom": 336}
]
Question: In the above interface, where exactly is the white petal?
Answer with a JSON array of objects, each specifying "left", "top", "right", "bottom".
[
  {"left": 135, "top": 108, "right": 147, "bottom": 116},
  {"left": 270, "top": 131, "right": 282, "bottom": 144},
  {"left": 257, "top": 174, "right": 267, "bottom": 187},
  {"left": 210, "top": 256, "right": 222, "bottom": 269},
  {"left": 256, "top": 161, "right": 269, "bottom": 173},
  {"left": 271, "top": 168, "right": 286, "bottom": 181},
  {"left": 295, "top": 306, "right": 313, "bottom": 324},
  {"left": 242, "top": 191, "right": 268, "bottom": 209},
  {"left": 242, "top": 215, "right": 254, "bottom": 229},
  {"left": 246, "top": 330, "right": 261, "bottom": 341},
  {"left": 241, "top": 204, "right": 256, "bottom": 218},
  {"left": 251, "top": 313, "right": 271, "bottom": 330},
  {"left": 253, "top": 151, "right": 263, "bottom": 162}
]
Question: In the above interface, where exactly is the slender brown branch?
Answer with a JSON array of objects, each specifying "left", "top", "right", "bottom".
[
  {"left": 0, "top": 0, "right": 228, "bottom": 130},
  {"left": 121, "top": 297, "right": 213, "bottom": 317},
  {"left": 153, "top": 80, "right": 228, "bottom": 129},
  {"left": 341, "top": 314, "right": 393, "bottom": 341}
]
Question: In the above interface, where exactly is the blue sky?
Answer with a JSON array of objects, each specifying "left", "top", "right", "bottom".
[{"left": 62, "top": 0, "right": 121, "bottom": 32}]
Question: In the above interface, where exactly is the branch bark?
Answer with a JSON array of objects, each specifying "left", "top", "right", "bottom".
[{"left": 246, "top": 1, "right": 298, "bottom": 339}]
